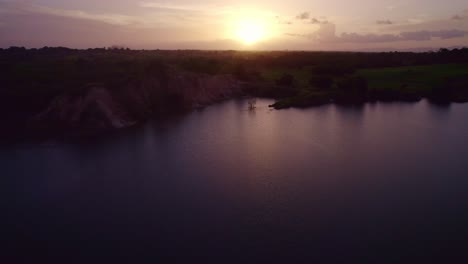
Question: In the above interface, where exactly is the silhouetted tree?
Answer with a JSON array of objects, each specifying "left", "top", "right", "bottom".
[
  {"left": 248, "top": 98, "right": 257, "bottom": 110},
  {"left": 336, "top": 75, "right": 368, "bottom": 94},
  {"left": 276, "top": 73, "right": 295, "bottom": 86},
  {"left": 309, "top": 75, "right": 333, "bottom": 90}
]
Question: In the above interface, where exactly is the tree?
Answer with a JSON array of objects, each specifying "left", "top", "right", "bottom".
[
  {"left": 309, "top": 75, "right": 333, "bottom": 90},
  {"left": 248, "top": 98, "right": 257, "bottom": 110},
  {"left": 276, "top": 73, "right": 295, "bottom": 86}
]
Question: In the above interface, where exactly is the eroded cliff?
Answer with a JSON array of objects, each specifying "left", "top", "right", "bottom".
[{"left": 31, "top": 68, "right": 243, "bottom": 137}]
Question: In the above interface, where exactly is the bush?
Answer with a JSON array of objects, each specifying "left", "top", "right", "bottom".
[
  {"left": 312, "top": 65, "right": 355, "bottom": 76},
  {"left": 429, "top": 75, "right": 468, "bottom": 103},
  {"left": 179, "top": 57, "right": 222, "bottom": 75},
  {"left": 334, "top": 75, "right": 368, "bottom": 103},
  {"left": 309, "top": 75, "right": 333, "bottom": 90},
  {"left": 276, "top": 73, "right": 295, "bottom": 86},
  {"left": 234, "top": 64, "right": 262, "bottom": 81},
  {"left": 336, "top": 75, "right": 368, "bottom": 94}
]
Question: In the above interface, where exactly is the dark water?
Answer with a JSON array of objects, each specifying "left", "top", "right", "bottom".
[{"left": 2, "top": 99, "right": 468, "bottom": 263}]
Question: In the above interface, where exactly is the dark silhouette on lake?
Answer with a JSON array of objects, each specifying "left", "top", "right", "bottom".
[{"left": 2, "top": 99, "right": 468, "bottom": 262}]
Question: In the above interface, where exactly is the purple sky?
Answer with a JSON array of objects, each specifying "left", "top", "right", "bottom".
[{"left": 0, "top": 0, "right": 467, "bottom": 50}]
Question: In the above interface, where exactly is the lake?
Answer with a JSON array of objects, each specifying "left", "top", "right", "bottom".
[{"left": 2, "top": 99, "right": 468, "bottom": 262}]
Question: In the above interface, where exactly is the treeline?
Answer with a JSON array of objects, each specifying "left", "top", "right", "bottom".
[
  {"left": 2, "top": 46, "right": 468, "bottom": 69},
  {"left": 1, "top": 47, "right": 467, "bottom": 136},
  {"left": 2, "top": 47, "right": 467, "bottom": 98}
]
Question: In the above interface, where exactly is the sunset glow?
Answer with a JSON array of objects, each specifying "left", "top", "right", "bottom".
[
  {"left": 234, "top": 18, "right": 268, "bottom": 45},
  {"left": 0, "top": 1, "right": 466, "bottom": 50}
]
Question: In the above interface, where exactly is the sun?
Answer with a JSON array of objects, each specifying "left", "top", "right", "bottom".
[{"left": 234, "top": 19, "right": 267, "bottom": 45}]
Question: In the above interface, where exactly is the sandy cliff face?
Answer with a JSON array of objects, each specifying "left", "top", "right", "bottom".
[
  {"left": 32, "top": 69, "right": 243, "bottom": 136},
  {"left": 168, "top": 72, "right": 240, "bottom": 108},
  {"left": 34, "top": 86, "right": 136, "bottom": 133}
]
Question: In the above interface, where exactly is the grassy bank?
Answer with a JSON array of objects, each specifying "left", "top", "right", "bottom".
[
  {"left": 270, "top": 63, "right": 468, "bottom": 109},
  {"left": 359, "top": 64, "right": 468, "bottom": 93}
]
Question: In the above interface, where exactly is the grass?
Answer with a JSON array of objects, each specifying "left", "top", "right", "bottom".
[
  {"left": 270, "top": 63, "right": 468, "bottom": 109},
  {"left": 357, "top": 64, "right": 468, "bottom": 93},
  {"left": 261, "top": 64, "right": 468, "bottom": 93}
]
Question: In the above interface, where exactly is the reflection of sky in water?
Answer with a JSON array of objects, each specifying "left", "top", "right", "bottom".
[{"left": 2, "top": 99, "right": 468, "bottom": 261}]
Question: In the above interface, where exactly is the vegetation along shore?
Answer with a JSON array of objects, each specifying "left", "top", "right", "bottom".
[{"left": 1, "top": 47, "right": 467, "bottom": 139}]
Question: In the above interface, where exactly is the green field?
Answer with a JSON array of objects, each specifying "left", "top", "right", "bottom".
[
  {"left": 269, "top": 63, "right": 468, "bottom": 109},
  {"left": 357, "top": 64, "right": 468, "bottom": 93}
]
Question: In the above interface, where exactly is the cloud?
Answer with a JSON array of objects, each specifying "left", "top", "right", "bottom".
[
  {"left": 407, "top": 18, "right": 425, "bottom": 24},
  {"left": 285, "top": 33, "right": 308, "bottom": 37},
  {"left": 287, "top": 21, "right": 468, "bottom": 44},
  {"left": 341, "top": 29, "right": 468, "bottom": 43},
  {"left": 0, "top": 9, "right": 218, "bottom": 49},
  {"left": 451, "top": 10, "right": 468, "bottom": 20},
  {"left": 275, "top": 16, "right": 293, "bottom": 25},
  {"left": 287, "top": 23, "right": 336, "bottom": 41},
  {"left": 431, "top": 29, "right": 468, "bottom": 39},
  {"left": 385, "top": 3, "right": 408, "bottom": 12},
  {"left": 309, "top": 17, "right": 328, "bottom": 25},
  {"left": 0, "top": 2, "right": 139, "bottom": 26},
  {"left": 138, "top": 2, "right": 228, "bottom": 13},
  {"left": 340, "top": 32, "right": 400, "bottom": 43},
  {"left": 310, "top": 18, "right": 320, "bottom": 24},
  {"left": 283, "top": 12, "right": 329, "bottom": 25},
  {"left": 139, "top": 2, "right": 199, "bottom": 10},
  {"left": 294, "top": 12, "right": 328, "bottom": 24},
  {"left": 316, "top": 23, "right": 337, "bottom": 40},
  {"left": 399, "top": 31, "right": 432, "bottom": 41},
  {"left": 296, "top": 12, "right": 310, "bottom": 20},
  {"left": 377, "top": 20, "right": 393, "bottom": 25},
  {"left": 139, "top": 2, "right": 273, "bottom": 18},
  {"left": 0, "top": 1, "right": 219, "bottom": 29}
]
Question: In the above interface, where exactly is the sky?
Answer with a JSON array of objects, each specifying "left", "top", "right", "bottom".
[{"left": 0, "top": 0, "right": 467, "bottom": 50}]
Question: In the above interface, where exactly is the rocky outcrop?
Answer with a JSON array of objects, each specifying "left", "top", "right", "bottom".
[{"left": 32, "top": 68, "right": 243, "bottom": 136}]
